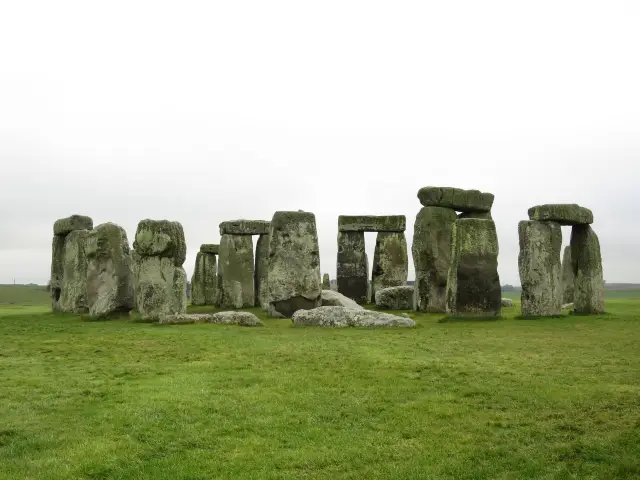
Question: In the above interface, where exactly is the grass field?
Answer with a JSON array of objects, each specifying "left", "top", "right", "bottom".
[{"left": 0, "top": 290, "right": 639, "bottom": 479}]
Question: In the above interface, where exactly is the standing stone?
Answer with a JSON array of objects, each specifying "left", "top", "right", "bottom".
[
  {"left": 86, "top": 223, "right": 134, "bottom": 318},
  {"left": 131, "top": 249, "right": 141, "bottom": 310},
  {"left": 190, "top": 252, "right": 206, "bottom": 306},
  {"left": 570, "top": 225, "right": 605, "bottom": 314},
  {"left": 322, "top": 273, "right": 330, "bottom": 290},
  {"left": 561, "top": 246, "right": 575, "bottom": 304},
  {"left": 518, "top": 220, "right": 562, "bottom": 316},
  {"left": 218, "top": 234, "right": 255, "bottom": 308},
  {"left": 255, "top": 234, "right": 270, "bottom": 308},
  {"left": 58, "top": 229, "right": 91, "bottom": 313},
  {"left": 371, "top": 232, "right": 408, "bottom": 300},
  {"left": 446, "top": 219, "right": 501, "bottom": 316},
  {"left": 267, "top": 211, "right": 322, "bottom": 317},
  {"left": 337, "top": 231, "right": 368, "bottom": 304},
  {"left": 412, "top": 206, "right": 457, "bottom": 312},
  {"left": 191, "top": 247, "right": 218, "bottom": 307}
]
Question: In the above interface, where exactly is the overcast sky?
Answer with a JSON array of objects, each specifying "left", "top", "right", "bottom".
[{"left": 1, "top": 1, "right": 639, "bottom": 285}]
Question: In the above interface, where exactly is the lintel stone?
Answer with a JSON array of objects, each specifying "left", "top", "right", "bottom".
[
  {"left": 200, "top": 244, "right": 219, "bottom": 254},
  {"left": 528, "top": 204, "right": 593, "bottom": 226},
  {"left": 417, "top": 187, "right": 494, "bottom": 213},
  {"left": 338, "top": 215, "right": 406, "bottom": 232},
  {"left": 219, "top": 220, "right": 270, "bottom": 236}
]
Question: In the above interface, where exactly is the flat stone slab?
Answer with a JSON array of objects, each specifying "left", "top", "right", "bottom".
[
  {"left": 338, "top": 215, "right": 406, "bottom": 232},
  {"left": 321, "top": 290, "right": 364, "bottom": 310},
  {"left": 528, "top": 204, "right": 593, "bottom": 225},
  {"left": 200, "top": 244, "right": 219, "bottom": 254},
  {"left": 219, "top": 220, "right": 270, "bottom": 236},
  {"left": 133, "top": 219, "right": 187, "bottom": 266},
  {"left": 292, "top": 306, "right": 415, "bottom": 327},
  {"left": 54, "top": 215, "right": 93, "bottom": 236},
  {"left": 375, "top": 286, "right": 414, "bottom": 310},
  {"left": 501, "top": 298, "right": 513, "bottom": 307},
  {"left": 159, "top": 311, "right": 262, "bottom": 326},
  {"left": 417, "top": 187, "right": 494, "bottom": 213}
]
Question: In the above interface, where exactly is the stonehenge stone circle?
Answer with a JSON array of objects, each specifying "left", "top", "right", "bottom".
[
  {"left": 219, "top": 220, "right": 270, "bottom": 236},
  {"left": 254, "top": 234, "right": 270, "bottom": 308},
  {"left": 191, "top": 244, "right": 219, "bottom": 306},
  {"left": 266, "top": 211, "right": 322, "bottom": 317},
  {"left": 322, "top": 273, "right": 330, "bottom": 290},
  {"left": 561, "top": 246, "right": 575, "bottom": 304},
  {"left": 518, "top": 220, "right": 562, "bottom": 316},
  {"left": 58, "top": 229, "right": 91, "bottom": 313},
  {"left": 86, "top": 223, "right": 134, "bottom": 318},
  {"left": 570, "top": 225, "right": 605, "bottom": 314},
  {"left": 412, "top": 206, "right": 457, "bottom": 312},
  {"left": 218, "top": 234, "right": 255, "bottom": 308},
  {"left": 417, "top": 187, "right": 494, "bottom": 212},
  {"left": 321, "top": 290, "right": 364, "bottom": 310},
  {"left": 336, "top": 231, "right": 368, "bottom": 304},
  {"left": 338, "top": 215, "right": 406, "bottom": 232},
  {"left": 446, "top": 218, "right": 501, "bottom": 316},
  {"left": 292, "top": 306, "right": 415, "bottom": 328},
  {"left": 375, "top": 285, "right": 414, "bottom": 310},
  {"left": 528, "top": 204, "right": 593, "bottom": 225},
  {"left": 371, "top": 231, "right": 408, "bottom": 299},
  {"left": 133, "top": 220, "right": 187, "bottom": 321}
]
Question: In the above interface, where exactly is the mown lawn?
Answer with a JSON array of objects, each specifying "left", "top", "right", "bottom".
[{"left": 0, "top": 298, "right": 639, "bottom": 479}]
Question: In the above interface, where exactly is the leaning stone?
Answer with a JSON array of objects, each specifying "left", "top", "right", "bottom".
[
  {"left": 190, "top": 252, "right": 206, "bottom": 306},
  {"left": 292, "top": 306, "right": 415, "bottom": 327},
  {"left": 501, "top": 298, "right": 513, "bottom": 307},
  {"left": 371, "top": 232, "right": 408, "bottom": 300},
  {"left": 254, "top": 234, "right": 270, "bottom": 308},
  {"left": 337, "top": 231, "right": 368, "bottom": 304},
  {"left": 412, "top": 206, "right": 458, "bottom": 312},
  {"left": 417, "top": 187, "right": 494, "bottom": 213},
  {"left": 561, "top": 246, "right": 575, "bottom": 303},
  {"left": 322, "top": 273, "right": 330, "bottom": 290},
  {"left": 321, "top": 290, "right": 364, "bottom": 309},
  {"left": 528, "top": 204, "right": 593, "bottom": 226},
  {"left": 159, "top": 311, "right": 262, "bottom": 326},
  {"left": 218, "top": 234, "right": 255, "bottom": 308},
  {"left": 518, "top": 221, "right": 563, "bottom": 316},
  {"left": 219, "top": 220, "right": 270, "bottom": 236},
  {"left": 570, "top": 225, "right": 605, "bottom": 314},
  {"left": 58, "top": 229, "right": 91, "bottom": 313},
  {"left": 136, "top": 257, "right": 187, "bottom": 321},
  {"left": 375, "top": 286, "right": 414, "bottom": 310},
  {"left": 266, "top": 211, "right": 322, "bottom": 317},
  {"left": 338, "top": 215, "right": 406, "bottom": 232},
  {"left": 133, "top": 219, "right": 186, "bottom": 266},
  {"left": 200, "top": 244, "right": 219, "bottom": 254},
  {"left": 85, "top": 223, "right": 134, "bottom": 318},
  {"left": 53, "top": 215, "right": 93, "bottom": 236},
  {"left": 446, "top": 219, "right": 501, "bottom": 316}
]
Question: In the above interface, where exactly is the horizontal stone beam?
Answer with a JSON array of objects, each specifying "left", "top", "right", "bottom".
[
  {"left": 338, "top": 215, "right": 406, "bottom": 232},
  {"left": 53, "top": 215, "right": 93, "bottom": 236},
  {"left": 200, "top": 244, "right": 219, "bottom": 254},
  {"left": 528, "top": 204, "right": 593, "bottom": 225},
  {"left": 219, "top": 220, "right": 270, "bottom": 236},
  {"left": 417, "top": 187, "right": 494, "bottom": 213}
]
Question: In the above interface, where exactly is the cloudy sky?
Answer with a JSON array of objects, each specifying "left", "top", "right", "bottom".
[{"left": 1, "top": 0, "right": 638, "bottom": 285}]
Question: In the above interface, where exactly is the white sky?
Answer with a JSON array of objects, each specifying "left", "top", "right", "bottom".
[{"left": 1, "top": 0, "right": 639, "bottom": 285}]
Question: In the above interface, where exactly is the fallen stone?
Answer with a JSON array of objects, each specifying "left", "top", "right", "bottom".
[
  {"left": 292, "top": 306, "right": 415, "bottom": 327},
  {"left": 254, "top": 233, "right": 270, "bottom": 308},
  {"left": 159, "top": 311, "right": 262, "bottom": 326},
  {"left": 375, "top": 286, "right": 414, "bottom": 310},
  {"left": 561, "top": 246, "right": 575, "bottom": 303},
  {"left": 336, "top": 231, "right": 368, "bottom": 304},
  {"left": 417, "top": 187, "right": 494, "bottom": 212},
  {"left": 338, "top": 215, "right": 406, "bottom": 232},
  {"left": 200, "top": 244, "right": 219, "bottom": 254},
  {"left": 58, "top": 229, "right": 91, "bottom": 313},
  {"left": 570, "top": 225, "right": 605, "bottom": 314},
  {"left": 501, "top": 298, "right": 513, "bottom": 307},
  {"left": 218, "top": 234, "right": 255, "bottom": 308},
  {"left": 219, "top": 220, "right": 270, "bottom": 236},
  {"left": 322, "top": 273, "right": 330, "bottom": 290},
  {"left": 133, "top": 219, "right": 186, "bottom": 266},
  {"left": 371, "top": 232, "right": 408, "bottom": 300},
  {"left": 528, "top": 204, "right": 593, "bottom": 225},
  {"left": 53, "top": 215, "right": 93, "bottom": 236},
  {"left": 321, "top": 290, "right": 364, "bottom": 309}
]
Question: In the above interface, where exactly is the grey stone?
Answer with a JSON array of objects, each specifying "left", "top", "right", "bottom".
[
  {"left": 85, "top": 223, "right": 134, "bottom": 318},
  {"left": 219, "top": 220, "right": 270, "bottom": 236},
  {"left": 266, "top": 211, "right": 322, "bottom": 317},
  {"left": 58, "top": 229, "right": 91, "bottom": 313},
  {"left": 131, "top": 249, "right": 141, "bottom": 309},
  {"left": 371, "top": 232, "right": 408, "bottom": 300},
  {"left": 501, "top": 298, "right": 513, "bottom": 307},
  {"left": 417, "top": 187, "right": 494, "bottom": 212},
  {"left": 200, "top": 244, "right": 219, "bottom": 254},
  {"left": 528, "top": 204, "right": 593, "bottom": 226},
  {"left": 446, "top": 219, "right": 501, "bottom": 316},
  {"left": 190, "top": 253, "right": 205, "bottom": 306},
  {"left": 191, "top": 251, "right": 218, "bottom": 306},
  {"left": 336, "top": 231, "right": 368, "bottom": 304},
  {"left": 375, "top": 286, "right": 414, "bottom": 310},
  {"left": 338, "top": 215, "right": 406, "bottom": 232},
  {"left": 159, "top": 311, "right": 262, "bottom": 326},
  {"left": 322, "top": 273, "right": 330, "bottom": 290},
  {"left": 53, "top": 215, "right": 93, "bottom": 236},
  {"left": 254, "top": 233, "right": 270, "bottom": 308},
  {"left": 133, "top": 219, "right": 186, "bottom": 266},
  {"left": 412, "top": 206, "right": 457, "bottom": 313},
  {"left": 135, "top": 257, "right": 187, "bottom": 321},
  {"left": 218, "top": 234, "right": 255, "bottom": 308},
  {"left": 570, "top": 225, "right": 605, "bottom": 314},
  {"left": 50, "top": 235, "right": 66, "bottom": 311},
  {"left": 321, "top": 290, "right": 364, "bottom": 309},
  {"left": 458, "top": 211, "right": 493, "bottom": 220},
  {"left": 562, "top": 302, "right": 574, "bottom": 310},
  {"left": 561, "top": 246, "right": 575, "bottom": 303},
  {"left": 518, "top": 220, "right": 563, "bottom": 316},
  {"left": 292, "top": 306, "right": 415, "bottom": 327}
]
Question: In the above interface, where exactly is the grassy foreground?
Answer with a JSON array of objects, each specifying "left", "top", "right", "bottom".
[{"left": 1, "top": 298, "right": 639, "bottom": 479}]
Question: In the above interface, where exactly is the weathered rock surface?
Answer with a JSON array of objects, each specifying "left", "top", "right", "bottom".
[
  {"left": 446, "top": 219, "right": 501, "bottom": 316},
  {"left": 458, "top": 211, "right": 493, "bottom": 220},
  {"left": 321, "top": 290, "right": 364, "bottom": 309},
  {"left": 292, "top": 306, "right": 415, "bottom": 327},
  {"left": 337, "top": 231, "right": 368, "bottom": 304},
  {"left": 371, "top": 232, "right": 408, "bottom": 300},
  {"left": 53, "top": 215, "right": 93, "bottom": 236},
  {"left": 50, "top": 236, "right": 66, "bottom": 311},
  {"left": 133, "top": 219, "right": 186, "bottom": 266},
  {"left": 85, "top": 223, "right": 134, "bottom": 317},
  {"left": 518, "top": 220, "right": 563, "bottom": 316},
  {"left": 570, "top": 225, "right": 605, "bottom": 314},
  {"left": 412, "top": 206, "right": 457, "bottom": 312},
  {"left": 561, "top": 246, "right": 575, "bottom": 303},
  {"left": 131, "top": 249, "right": 141, "bottom": 309},
  {"left": 417, "top": 187, "right": 494, "bottom": 213},
  {"left": 159, "top": 311, "right": 262, "bottom": 326},
  {"left": 219, "top": 220, "right": 270, "bottom": 236},
  {"left": 218, "top": 234, "right": 255, "bottom": 308},
  {"left": 528, "top": 204, "right": 593, "bottom": 226},
  {"left": 562, "top": 302, "right": 574, "bottom": 310},
  {"left": 254, "top": 234, "right": 270, "bottom": 308},
  {"left": 266, "top": 211, "right": 322, "bottom": 317},
  {"left": 375, "top": 286, "right": 414, "bottom": 310},
  {"left": 58, "top": 229, "right": 91, "bottom": 313},
  {"left": 501, "top": 298, "right": 513, "bottom": 307},
  {"left": 191, "top": 250, "right": 218, "bottom": 307},
  {"left": 338, "top": 215, "right": 406, "bottom": 232},
  {"left": 322, "top": 273, "right": 330, "bottom": 290},
  {"left": 190, "top": 253, "right": 205, "bottom": 306},
  {"left": 200, "top": 244, "right": 219, "bottom": 254}
]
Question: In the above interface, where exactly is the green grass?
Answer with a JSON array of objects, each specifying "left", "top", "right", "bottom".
[
  {"left": 0, "top": 284, "right": 50, "bottom": 306},
  {"left": 1, "top": 297, "right": 639, "bottom": 479}
]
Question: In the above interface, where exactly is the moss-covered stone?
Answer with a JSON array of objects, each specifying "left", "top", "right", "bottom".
[
  {"left": 58, "top": 229, "right": 91, "bottom": 313},
  {"left": 191, "top": 251, "right": 218, "bottom": 306},
  {"left": 267, "top": 211, "right": 322, "bottom": 317},
  {"left": 570, "top": 225, "right": 604, "bottom": 314},
  {"left": 131, "top": 249, "right": 141, "bottom": 310},
  {"left": 417, "top": 187, "right": 494, "bottom": 213},
  {"left": 254, "top": 234, "right": 270, "bottom": 308},
  {"left": 133, "top": 219, "right": 186, "bottom": 266},
  {"left": 338, "top": 215, "right": 406, "bottom": 233},
  {"left": 291, "top": 306, "right": 415, "bottom": 327},
  {"left": 50, "top": 235, "right": 66, "bottom": 311},
  {"left": 190, "top": 252, "right": 205, "bottom": 306},
  {"left": 322, "top": 273, "right": 330, "bottom": 290},
  {"left": 136, "top": 257, "right": 186, "bottom": 321},
  {"left": 200, "top": 244, "right": 219, "bottom": 254},
  {"left": 518, "top": 221, "right": 562, "bottom": 316},
  {"left": 446, "top": 219, "right": 501, "bottom": 316},
  {"left": 375, "top": 286, "right": 414, "bottom": 310},
  {"left": 528, "top": 204, "right": 593, "bottom": 225},
  {"left": 53, "top": 215, "right": 93, "bottom": 236},
  {"left": 336, "top": 231, "right": 368, "bottom": 304},
  {"left": 86, "top": 223, "right": 134, "bottom": 318},
  {"left": 172, "top": 267, "right": 188, "bottom": 314},
  {"left": 219, "top": 220, "right": 270, "bottom": 236},
  {"left": 561, "top": 246, "right": 574, "bottom": 304},
  {"left": 218, "top": 234, "right": 255, "bottom": 308},
  {"left": 371, "top": 232, "right": 408, "bottom": 300},
  {"left": 458, "top": 211, "right": 493, "bottom": 220},
  {"left": 412, "top": 207, "right": 457, "bottom": 313}
]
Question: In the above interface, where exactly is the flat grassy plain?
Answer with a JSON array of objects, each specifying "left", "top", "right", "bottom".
[{"left": 0, "top": 291, "right": 639, "bottom": 479}]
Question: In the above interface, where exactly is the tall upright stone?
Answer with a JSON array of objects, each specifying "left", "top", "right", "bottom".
[
  {"left": 518, "top": 220, "right": 562, "bottom": 316},
  {"left": 191, "top": 252, "right": 206, "bottom": 306},
  {"left": 561, "top": 246, "right": 575, "bottom": 304},
  {"left": 267, "top": 211, "right": 322, "bottom": 317},
  {"left": 58, "top": 229, "right": 91, "bottom": 313},
  {"left": 570, "top": 225, "right": 605, "bottom": 314},
  {"left": 86, "top": 223, "right": 134, "bottom": 318},
  {"left": 218, "top": 234, "right": 254, "bottom": 308},
  {"left": 336, "top": 231, "right": 368, "bottom": 304},
  {"left": 322, "top": 273, "right": 330, "bottom": 290},
  {"left": 255, "top": 234, "right": 270, "bottom": 308},
  {"left": 371, "top": 232, "right": 408, "bottom": 300},
  {"left": 446, "top": 219, "right": 501, "bottom": 316},
  {"left": 412, "top": 206, "right": 457, "bottom": 312},
  {"left": 191, "top": 245, "right": 219, "bottom": 307}
]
